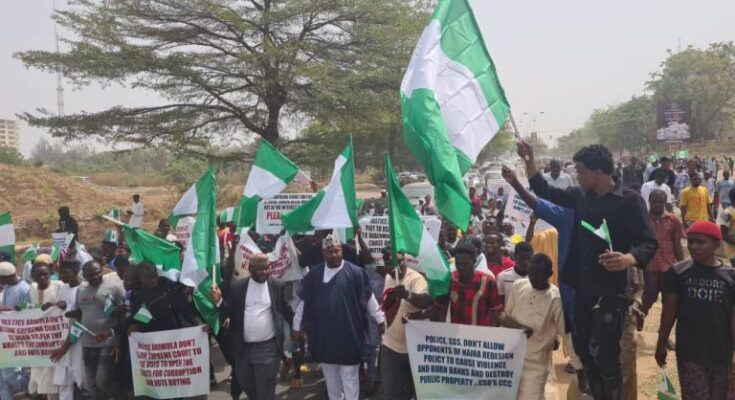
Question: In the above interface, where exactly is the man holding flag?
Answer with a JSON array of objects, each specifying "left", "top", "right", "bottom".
[{"left": 519, "top": 141, "right": 658, "bottom": 400}]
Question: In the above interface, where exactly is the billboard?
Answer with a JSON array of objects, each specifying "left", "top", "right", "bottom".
[{"left": 656, "top": 101, "right": 691, "bottom": 141}]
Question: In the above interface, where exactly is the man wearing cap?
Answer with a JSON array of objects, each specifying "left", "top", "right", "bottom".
[
  {"left": 101, "top": 229, "right": 118, "bottom": 268},
  {"left": 656, "top": 221, "right": 735, "bottom": 399},
  {"left": 292, "top": 234, "right": 385, "bottom": 400},
  {"left": 0, "top": 261, "right": 31, "bottom": 400},
  {"left": 211, "top": 253, "right": 294, "bottom": 400}
]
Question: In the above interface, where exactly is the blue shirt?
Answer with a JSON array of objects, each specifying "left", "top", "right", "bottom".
[
  {"left": 533, "top": 198, "right": 576, "bottom": 328},
  {"left": 0, "top": 280, "right": 31, "bottom": 308}
]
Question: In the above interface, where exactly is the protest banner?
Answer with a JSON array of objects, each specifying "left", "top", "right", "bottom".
[
  {"left": 0, "top": 308, "right": 69, "bottom": 368},
  {"left": 175, "top": 216, "right": 195, "bottom": 245},
  {"left": 405, "top": 320, "right": 526, "bottom": 400},
  {"left": 657, "top": 101, "right": 692, "bottom": 142},
  {"left": 52, "top": 232, "right": 74, "bottom": 249},
  {"left": 503, "top": 179, "right": 552, "bottom": 236},
  {"left": 234, "top": 231, "right": 303, "bottom": 282},
  {"left": 129, "top": 326, "right": 210, "bottom": 399},
  {"left": 359, "top": 215, "right": 441, "bottom": 266},
  {"left": 255, "top": 193, "right": 315, "bottom": 234}
]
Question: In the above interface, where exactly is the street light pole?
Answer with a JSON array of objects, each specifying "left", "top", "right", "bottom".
[{"left": 523, "top": 111, "right": 545, "bottom": 134}]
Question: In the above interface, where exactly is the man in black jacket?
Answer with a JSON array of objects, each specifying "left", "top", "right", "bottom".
[
  {"left": 211, "top": 253, "right": 294, "bottom": 400},
  {"left": 517, "top": 141, "right": 658, "bottom": 400}
]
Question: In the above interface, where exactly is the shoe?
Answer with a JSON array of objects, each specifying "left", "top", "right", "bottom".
[
  {"left": 290, "top": 378, "right": 303, "bottom": 390},
  {"left": 280, "top": 358, "right": 292, "bottom": 381},
  {"left": 300, "top": 364, "right": 311, "bottom": 373},
  {"left": 563, "top": 362, "right": 576, "bottom": 374}
]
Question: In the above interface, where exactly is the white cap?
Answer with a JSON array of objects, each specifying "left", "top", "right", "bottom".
[
  {"left": 321, "top": 234, "right": 341, "bottom": 250},
  {"left": 0, "top": 261, "right": 15, "bottom": 277}
]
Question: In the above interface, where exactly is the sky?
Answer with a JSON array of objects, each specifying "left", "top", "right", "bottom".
[{"left": 2, "top": 0, "right": 735, "bottom": 156}]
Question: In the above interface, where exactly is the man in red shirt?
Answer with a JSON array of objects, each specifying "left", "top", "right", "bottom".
[
  {"left": 641, "top": 190, "right": 685, "bottom": 322},
  {"left": 484, "top": 233, "right": 515, "bottom": 277},
  {"left": 449, "top": 242, "right": 503, "bottom": 326}
]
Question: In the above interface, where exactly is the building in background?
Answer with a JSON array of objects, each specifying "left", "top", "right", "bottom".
[{"left": 0, "top": 119, "right": 20, "bottom": 151}]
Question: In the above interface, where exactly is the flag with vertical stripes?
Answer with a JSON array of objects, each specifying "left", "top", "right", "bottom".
[
  {"left": 0, "top": 212, "right": 15, "bottom": 261},
  {"left": 400, "top": 0, "right": 511, "bottom": 231}
]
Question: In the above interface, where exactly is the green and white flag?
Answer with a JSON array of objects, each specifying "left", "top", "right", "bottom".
[
  {"left": 23, "top": 243, "right": 39, "bottom": 262},
  {"left": 133, "top": 304, "right": 154, "bottom": 325},
  {"left": 103, "top": 229, "right": 118, "bottom": 244},
  {"left": 282, "top": 137, "right": 357, "bottom": 234},
  {"left": 218, "top": 207, "right": 237, "bottom": 224},
  {"left": 657, "top": 370, "right": 677, "bottom": 400},
  {"left": 581, "top": 219, "right": 612, "bottom": 249},
  {"left": 69, "top": 320, "right": 93, "bottom": 344},
  {"left": 401, "top": 0, "right": 510, "bottom": 231},
  {"left": 50, "top": 243, "right": 61, "bottom": 262},
  {"left": 124, "top": 225, "right": 182, "bottom": 281},
  {"left": 179, "top": 168, "right": 221, "bottom": 335},
  {"left": 236, "top": 139, "right": 300, "bottom": 230},
  {"left": 106, "top": 208, "right": 121, "bottom": 220},
  {"left": 103, "top": 293, "right": 116, "bottom": 316},
  {"left": 385, "top": 154, "right": 451, "bottom": 297},
  {"left": 0, "top": 212, "right": 15, "bottom": 260}
]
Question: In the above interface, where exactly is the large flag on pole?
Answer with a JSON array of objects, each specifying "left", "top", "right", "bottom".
[
  {"left": 0, "top": 212, "right": 15, "bottom": 261},
  {"left": 123, "top": 225, "right": 182, "bottom": 281},
  {"left": 178, "top": 168, "right": 221, "bottom": 335},
  {"left": 281, "top": 136, "right": 357, "bottom": 234},
  {"left": 236, "top": 139, "right": 300, "bottom": 230},
  {"left": 385, "top": 154, "right": 451, "bottom": 297},
  {"left": 400, "top": 0, "right": 511, "bottom": 231}
]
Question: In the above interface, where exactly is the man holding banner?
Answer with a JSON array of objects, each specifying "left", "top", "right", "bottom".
[
  {"left": 380, "top": 252, "right": 431, "bottom": 400},
  {"left": 519, "top": 141, "right": 658, "bottom": 400}
]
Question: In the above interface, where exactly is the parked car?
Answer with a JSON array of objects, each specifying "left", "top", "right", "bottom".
[{"left": 402, "top": 182, "right": 434, "bottom": 208}]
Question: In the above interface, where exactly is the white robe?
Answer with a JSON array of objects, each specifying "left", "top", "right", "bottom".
[
  {"left": 28, "top": 281, "right": 61, "bottom": 395},
  {"left": 53, "top": 283, "right": 84, "bottom": 390}
]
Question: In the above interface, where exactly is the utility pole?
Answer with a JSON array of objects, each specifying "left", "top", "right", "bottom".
[{"left": 54, "top": 0, "right": 65, "bottom": 116}]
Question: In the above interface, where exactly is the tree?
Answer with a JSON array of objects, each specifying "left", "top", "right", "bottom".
[
  {"left": 0, "top": 146, "right": 23, "bottom": 166},
  {"left": 17, "top": 0, "right": 422, "bottom": 160},
  {"left": 646, "top": 43, "right": 735, "bottom": 140}
]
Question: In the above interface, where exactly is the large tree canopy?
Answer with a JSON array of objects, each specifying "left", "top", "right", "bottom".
[{"left": 17, "top": 0, "right": 426, "bottom": 160}]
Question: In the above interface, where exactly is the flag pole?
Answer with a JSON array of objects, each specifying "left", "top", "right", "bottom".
[
  {"left": 102, "top": 215, "right": 125, "bottom": 226},
  {"left": 508, "top": 112, "right": 529, "bottom": 162}
]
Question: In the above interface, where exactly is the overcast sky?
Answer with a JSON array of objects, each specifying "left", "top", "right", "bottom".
[{"left": 2, "top": 0, "right": 735, "bottom": 155}]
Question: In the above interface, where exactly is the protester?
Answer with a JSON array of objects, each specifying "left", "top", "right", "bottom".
[
  {"left": 28, "top": 262, "right": 61, "bottom": 400},
  {"left": 620, "top": 267, "right": 644, "bottom": 400},
  {"left": 0, "top": 261, "right": 31, "bottom": 400},
  {"left": 651, "top": 157, "right": 677, "bottom": 188},
  {"left": 445, "top": 242, "right": 503, "bottom": 326},
  {"left": 519, "top": 141, "right": 657, "bottom": 399},
  {"left": 680, "top": 173, "right": 714, "bottom": 227},
  {"left": 503, "top": 254, "right": 564, "bottom": 400},
  {"left": 484, "top": 233, "right": 515, "bottom": 277},
  {"left": 292, "top": 234, "right": 384, "bottom": 400},
  {"left": 719, "top": 188, "right": 735, "bottom": 264},
  {"left": 154, "top": 218, "right": 176, "bottom": 242},
  {"left": 211, "top": 253, "right": 294, "bottom": 400},
  {"left": 656, "top": 221, "right": 735, "bottom": 400},
  {"left": 127, "top": 194, "right": 144, "bottom": 229},
  {"left": 56, "top": 207, "right": 79, "bottom": 247},
  {"left": 53, "top": 260, "right": 84, "bottom": 400},
  {"left": 704, "top": 169, "right": 716, "bottom": 199},
  {"left": 101, "top": 229, "right": 118, "bottom": 268},
  {"left": 545, "top": 159, "right": 574, "bottom": 190},
  {"left": 715, "top": 170, "right": 734, "bottom": 217},
  {"left": 496, "top": 242, "right": 533, "bottom": 304},
  {"left": 640, "top": 190, "right": 685, "bottom": 322},
  {"left": 622, "top": 157, "right": 644, "bottom": 191},
  {"left": 52, "top": 261, "right": 126, "bottom": 400},
  {"left": 379, "top": 252, "right": 431, "bottom": 400},
  {"left": 640, "top": 170, "right": 674, "bottom": 210}
]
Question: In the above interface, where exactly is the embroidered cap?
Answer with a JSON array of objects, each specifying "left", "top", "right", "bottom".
[{"left": 321, "top": 234, "right": 341, "bottom": 250}]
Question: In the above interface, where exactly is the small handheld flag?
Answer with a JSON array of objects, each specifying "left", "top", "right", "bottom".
[
  {"left": 50, "top": 243, "right": 61, "bottom": 262},
  {"left": 133, "top": 304, "right": 153, "bottom": 325},
  {"left": 581, "top": 219, "right": 612, "bottom": 250},
  {"left": 23, "top": 243, "right": 39, "bottom": 262},
  {"left": 657, "top": 370, "right": 677, "bottom": 400},
  {"left": 103, "top": 294, "right": 116, "bottom": 317},
  {"left": 106, "top": 208, "right": 122, "bottom": 220},
  {"left": 69, "top": 321, "right": 94, "bottom": 344}
]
